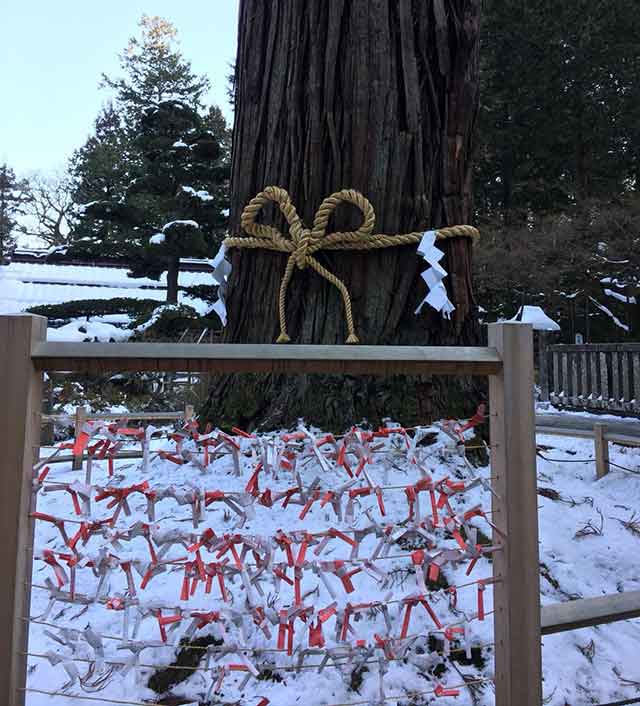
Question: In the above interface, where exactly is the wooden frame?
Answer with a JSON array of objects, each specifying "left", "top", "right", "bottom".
[
  {"left": 1, "top": 316, "right": 46, "bottom": 706},
  {"left": 0, "top": 314, "right": 543, "bottom": 706},
  {"left": 541, "top": 590, "right": 640, "bottom": 635},
  {"left": 489, "top": 323, "right": 543, "bottom": 705},
  {"left": 535, "top": 415, "right": 640, "bottom": 480}
]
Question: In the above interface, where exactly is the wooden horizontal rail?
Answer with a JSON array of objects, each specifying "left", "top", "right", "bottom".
[
  {"left": 541, "top": 590, "right": 640, "bottom": 635},
  {"left": 31, "top": 342, "right": 503, "bottom": 376},
  {"left": 536, "top": 425, "right": 640, "bottom": 448},
  {"left": 40, "top": 450, "right": 144, "bottom": 465},
  {"left": 548, "top": 343, "right": 640, "bottom": 353}
]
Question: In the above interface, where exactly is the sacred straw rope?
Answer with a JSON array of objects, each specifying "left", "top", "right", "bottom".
[{"left": 223, "top": 186, "right": 480, "bottom": 344}]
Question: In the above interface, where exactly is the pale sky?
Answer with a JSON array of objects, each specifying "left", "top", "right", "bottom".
[{"left": 0, "top": 1, "right": 239, "bottom": 175}]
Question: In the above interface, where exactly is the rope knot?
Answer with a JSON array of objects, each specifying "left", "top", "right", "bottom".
[
  {"left": 293, "top": 230, "right": 314, "bottom": 270},
  {"left": 224, "top": 186, "right": 480, "bottom": 344}
]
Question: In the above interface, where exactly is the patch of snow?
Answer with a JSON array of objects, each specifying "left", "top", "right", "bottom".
[
  {"left": 47, "top": 318, "right": 133, "bottom": 342},
  {"left": 132, "top": 303, "right": 183, "bottom": 333},
  {"left": 604, "top": 288, "right": 636, "bottom": 305},
  {"left": 0, "top": 262, "right": 212, "bottom": 315},
  {"left": 511, "top": 305, "right": 561, "bottom": 331},
  {"left": 181, "top": 186, "right": 214, "bottom": 202},
  {"left": 162, "top": 219, "right": 200, "bottom": 232},
  {"left": 589, "top": 297, "right": 629, "bottom": 332},
  {"left": 149, "top": 233, "right": 165, "bottom": 245}
]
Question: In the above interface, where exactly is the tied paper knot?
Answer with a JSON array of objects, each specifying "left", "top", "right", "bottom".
[{"left": 223, "top": 186, "right": 480, "bottom": 344}]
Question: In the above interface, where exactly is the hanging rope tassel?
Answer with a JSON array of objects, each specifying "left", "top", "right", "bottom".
[{"left": 224, "top": 186, "right": 480, "bottom": 344}]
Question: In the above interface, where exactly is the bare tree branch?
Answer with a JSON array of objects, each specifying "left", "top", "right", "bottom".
[{"left": 19, "top": 170, "right": 76, "bottom": 246}]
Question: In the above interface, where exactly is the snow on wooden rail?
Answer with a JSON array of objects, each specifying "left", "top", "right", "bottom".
[{"left": 2, "top": 314, "right": 537, "bottom": 706}]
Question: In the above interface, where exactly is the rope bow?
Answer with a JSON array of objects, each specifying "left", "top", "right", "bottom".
[{"left": 223, "top": 186, "right": 479, "bottom": 344}]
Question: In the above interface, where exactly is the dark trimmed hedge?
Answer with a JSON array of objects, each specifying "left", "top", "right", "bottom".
[{"left": 28, "top": 297, "right": 159, "bottom": 323}]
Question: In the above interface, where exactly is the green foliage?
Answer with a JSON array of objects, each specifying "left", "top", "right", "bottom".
[
  {"left": 69, "top": 104, "right": 135, "bottom": 251},
  {"left": 475, "top": 1, "right": 640, "bottom": 341},
  {"left": 27, "top": 297, "right": 159, "bottom": 324},
  {"left": 70, "top": 16, "right": 230, "bottom": 302},
  {"left": 477, "top": 0, "right": 640, "bottom": 216},
  {"left": 180, "top": 283, "right": 219, "bottom": 304},
  {"left": 101, "top": 15, "right": 210, "bottom": 126}
]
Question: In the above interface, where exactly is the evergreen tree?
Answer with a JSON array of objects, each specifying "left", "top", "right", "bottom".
[
  {"left": 477, "top": 0, "right": 640, "bottom": 219},
  {"left": 121, "top": 99, "right": 229, "bottom": 302},
  {"left": 0, "top": 164, "right": 28, "bottom": 260},
  {"left": 69, "top": 103, "right": 136, "bottom": 256},
  {"left": 70, "top": 15, "right": 230, "bottom": 294},
  {"left": 101, "top": 15, "right": 210, "bottom": 126}
]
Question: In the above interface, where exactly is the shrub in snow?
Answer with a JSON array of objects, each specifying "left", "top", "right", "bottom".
[
  {"left": 132, "top": 303, "right": 200, "bottom": 339},
  {"left": 28, "top": 297, "right": 159, "bottom": 326}
]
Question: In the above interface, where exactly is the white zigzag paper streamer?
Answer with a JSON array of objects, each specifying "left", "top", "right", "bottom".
[
  {"left": 414, "top": 231, "right": 455, "bottom": 319},
  {"left": 207, "top": 244, "right": 231, "bottom": 326}
]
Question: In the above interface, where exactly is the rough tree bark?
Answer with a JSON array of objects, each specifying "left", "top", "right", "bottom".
[{"left": 203, "top": 0, "right": 482, "bottom": 430}]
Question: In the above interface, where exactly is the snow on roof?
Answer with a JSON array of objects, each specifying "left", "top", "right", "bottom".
[
  {"left": 511, "top": 305, "right": 561, "bottom": 331},
  {"left": 0, "top": 261, "right": 213, "bottom": 315}
]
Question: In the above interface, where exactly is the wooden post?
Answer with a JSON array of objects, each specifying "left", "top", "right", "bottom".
[
  {"left": 552, "top": 350, "right": 560, "bottom": 402},
  {"left": 488, "top": 322, "right": 542, "bottom": 706},
  {"left": 72, "top": 406, "right": 88, "bottom": 470},
  {"left": 590, "top": 352, "right": 598, "bottom": 410},
  {"left": 594, "top": 423, "right": 610, "bottom": 479},
  {"left": 538, "top": 332, "right": 549, "bottom": 402},
  {"left": 0, "top": 314, "right": 47, "bottom": 706},
  {"left": 600, "top": 351, "right": 609, "bottom": 407},
  {"left": 561, "top": 352, "right": 569, "bottom": 404},
  {"left": 41, "top": 375, "right": 55, "bottom": 446}
]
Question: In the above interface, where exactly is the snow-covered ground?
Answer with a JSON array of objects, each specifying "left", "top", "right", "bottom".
[{"left": 25, "top": 413, "right": 640, "bottom": 706}]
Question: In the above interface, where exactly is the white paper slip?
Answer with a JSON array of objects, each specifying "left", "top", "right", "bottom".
[
  {"left": 421, "top": 261, "right": 447, "bottom": 289},
  {"left": 417, "top": 230, "right": 437, "bottom": 256}
]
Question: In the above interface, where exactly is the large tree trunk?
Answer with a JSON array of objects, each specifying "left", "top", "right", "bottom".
[{"left": 203, "top": 0, "right": 482, "bottom": 430}]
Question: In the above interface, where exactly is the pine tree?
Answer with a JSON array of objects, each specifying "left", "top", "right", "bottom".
[
  {"left": 0, "top": 164, "right": 28, "bottom": 260},
  {"left": 477, "top": 0, "right": 640, "bottom": 219},
  {"left": 69, "top": 103, "right": 136, "bottom": 256},
  {"left": 70, "top": 16, "right": 230, "bottom": 294},
  {"left": 101, "top": 15, "right": 210, "bottom": 126},
  {"left": 122, "top": 99, "right": 229, "bottom": 302}
]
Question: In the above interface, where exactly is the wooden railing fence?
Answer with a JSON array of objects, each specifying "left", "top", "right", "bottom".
[
  {"left": 540, "top": 342, "right": 640, "bottom": 413},
  {"left": 42, "top": 405, "right": 194, "bottom": 469},
  {"left": 1, "top": 314, "right": 638, "bottom": 706}
]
